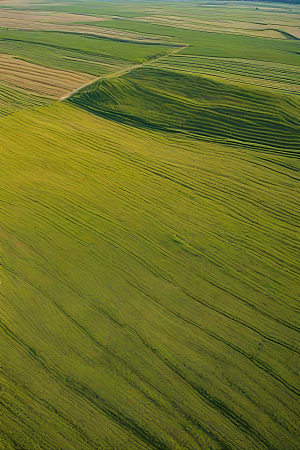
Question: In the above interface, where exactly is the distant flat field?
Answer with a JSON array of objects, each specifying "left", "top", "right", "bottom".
[
  {"left": 3, "top": 0, "right": 299, "bottom": 40},
  {"left": 0, "top": 10, "right": 165, "bottom": 42},
  {"left": 0, "top": 53, "right": 96, "bottom": 98},
  {"left": 0, "top": 9, "right": 106, "bottom": 24}
]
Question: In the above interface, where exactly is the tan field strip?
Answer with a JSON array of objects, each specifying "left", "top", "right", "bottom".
[
  {"left": 0, "top": 54, "right": 96, "bottom": 98},
  {"left": 0, "top": 10, "right": 107, "bottom": 24},
  {"left": 281, "top": 26, "right": 300, "bottom": 39}
]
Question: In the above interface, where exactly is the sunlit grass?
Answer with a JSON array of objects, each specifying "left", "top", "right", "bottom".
[{"left": 0, "top": 101, "right": 299, "bottom": 449}]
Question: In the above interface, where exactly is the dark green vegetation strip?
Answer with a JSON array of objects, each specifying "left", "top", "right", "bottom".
[
  {"left": 0, "top": 101, "right": 299, "bottom": 449},
  {"left": 68, "top": 67, "right": 300, "bottom": 153}
]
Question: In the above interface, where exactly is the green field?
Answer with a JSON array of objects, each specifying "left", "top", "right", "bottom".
[
  {"left": 0, "top": 1, "right": 299, "bottom": 449},
  {"left": 181, "top": 32, "right": 300, "bottom": 66},
  {"left": 0, "top": 29, "right": 172, "bottom": 76}
]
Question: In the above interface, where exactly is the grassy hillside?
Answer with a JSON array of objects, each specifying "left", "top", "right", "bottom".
[
  {"left": 68, "top": 67, "right": 300, "bottom": 152},
  {"left": 0, "top": 102, "right": 299, "bottom": 450},
  {"left": 0, "top": 1, "right": 299, "bottom": 449}
]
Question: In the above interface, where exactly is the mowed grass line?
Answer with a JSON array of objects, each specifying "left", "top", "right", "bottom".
[{"left": 0, "top": 102, "right": 299, "bottom": 449}]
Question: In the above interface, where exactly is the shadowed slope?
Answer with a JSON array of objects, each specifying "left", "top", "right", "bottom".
[{"left": 67, "top": 67, "right": 300, "bottom": 154}]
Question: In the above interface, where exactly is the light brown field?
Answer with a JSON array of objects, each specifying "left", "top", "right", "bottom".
[
  {"left": 0, "top": 54, "right": 96, "bottom": 98},
  {"left": 0, "top": 10, "right": 106, "bottom": 24},
  {"left": 281, "top": 26, "right": 300, "bottom": 39}
]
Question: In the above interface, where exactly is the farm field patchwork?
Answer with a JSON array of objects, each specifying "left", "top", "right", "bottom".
[
  {"left": 0, "top": 1, "right": 299, "bottom": 450},
  {"left": 0, "top": 10, "right": 171, "bottom": 43}
]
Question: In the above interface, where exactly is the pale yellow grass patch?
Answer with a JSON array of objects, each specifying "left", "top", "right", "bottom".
[
  {"left": 281, "top": 26, "right": 300, "bottom": 39},
  {"left": 249, "top": 30, "right": 287, "bottom": 39},
  {"left": 0, "top": 54, "right": 96, "bottom": 98}
]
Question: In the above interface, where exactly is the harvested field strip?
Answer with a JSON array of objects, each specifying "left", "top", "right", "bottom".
[
  {"left": 0, "top": 53, "right": 96, "bottom": 98},
  {"left": 0, "top": 10, "right": 109, "bottom": 25},
  {"left": 68, "top": 67, "right": 300, "bottom": 153},
  {"left": 0, "top": 102, "right": 299, "bottom": 449},
  {"left": 0, "top": 82, "right": 52, "bottom": 116},
  {"left": 151, "top": 55, "right": 300, "bottom": 94}
]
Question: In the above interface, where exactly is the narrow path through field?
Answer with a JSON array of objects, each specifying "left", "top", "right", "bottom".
[{"left": 60, "top": 45, "right": 187, "bottom": 101}]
